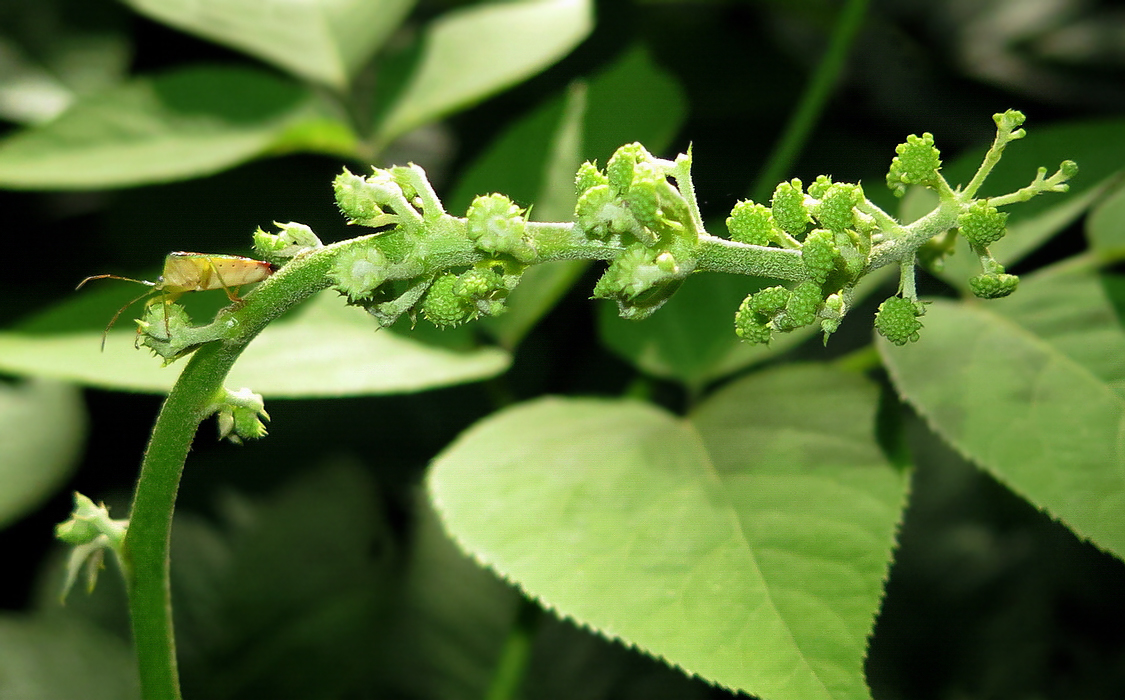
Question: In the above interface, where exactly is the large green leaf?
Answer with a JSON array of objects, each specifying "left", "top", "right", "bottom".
[
  {"left": 879, "top": 268, "right": 1125, "bottom": 559},
  {"left": 122, "top": 0, "right": 413, "bottom": 90},
  {"left": 375, "top": 0, "right": 593, "bottom": 145},
  {"left": 429, "top": 364, "right": 907, "bottom": 699},
  {"left": 0, "top": 379, "right": 85, "bottom": 529},
  {"left": 0, "top": 65, "right": 356, "bottom": 189},
  {"left": 0, "top": 292, "right": 509, "bottom": 396}
]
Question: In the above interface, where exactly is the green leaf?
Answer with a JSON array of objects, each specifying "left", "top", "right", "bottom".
[
  {"left": 375, "top": 0, "right": 593, "bottom": 145},
  {"left": 879, "top": 269, "right": 1125, "bottom": 560},
  {"left": 0, "top": 379, "right": 85, "bottom": 529},
  {"left": 1087, "top": 180, "right": 1125, "bottom": 261},
  {"left": 0, "top": 615, "right": 138, "bottom": 699},
  {"left": 0, "top": 292, "right": 509, "bottom": 396},
  {"left": 449, "top": 44, "right": 687, "bottom": 215},
  {"left": 121, "top": 0, "right": 413, "bottom": 90},
  {"left": 429, "top": 364, "right": 907, "bottom": 699},
  {"left": 0, "top": 65, "right": 357, "bottom": 189}
]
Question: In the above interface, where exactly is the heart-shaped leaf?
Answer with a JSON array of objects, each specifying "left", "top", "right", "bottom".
[{"left": 429, "top": 364, "right": 907, "bottom": 699}]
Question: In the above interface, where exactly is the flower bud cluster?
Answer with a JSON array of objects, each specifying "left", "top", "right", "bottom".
[
  {"left": 577, "top": 143, "right": 702, "bottom": 320},
  {"left": 886, "top": 132, "right": 942, "bottom": 198},
  {"left": 725, "top": 176, "right": 879, "bottom": 344},
  {"left": 875, "top": 296, "right": 926, "bottom": 346},
  {"left": 421, "top": 263, "right": 514, "bottom": 328},
  {"left": 208, "top": 386, "right": 270, "bottom": 444},
  {"left": 734, "top": 281, "right": 822, "bottom": 344}
]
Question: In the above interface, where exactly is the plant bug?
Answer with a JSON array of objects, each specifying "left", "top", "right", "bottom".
[{"left": 77, "top": 252, "right": 275, "bottom": 350}]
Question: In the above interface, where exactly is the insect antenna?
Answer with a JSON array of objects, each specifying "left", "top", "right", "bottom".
[
  {"left": 99, "top": 290, "right": 157, "bottom": 351},
  {"left": 76, "top": 274, "right": 158, "bottom": 351}
]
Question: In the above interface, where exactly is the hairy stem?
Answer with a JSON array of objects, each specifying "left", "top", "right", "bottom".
[{"left": 122, "top": 242, "right": 347, "bottom": 700}]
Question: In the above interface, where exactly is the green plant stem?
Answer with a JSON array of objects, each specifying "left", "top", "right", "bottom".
[
  {"left": 749, "top": 0, "right": 870, "bottom": 204},
  {"left": 122, "top": 242, "right": 347, "bottom": 700},
  {"left": 485, "top": 598, "right": 541, "bottom": 700}
]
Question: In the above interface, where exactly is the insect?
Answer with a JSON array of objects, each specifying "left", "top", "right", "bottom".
[{"left": 77, "top": 252, "right": 275, "bottom": 349}]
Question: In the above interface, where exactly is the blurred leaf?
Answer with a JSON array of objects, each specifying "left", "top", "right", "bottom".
[
  {"left": 429, "top": 364, "right": 906, "bottom": 699},
  {"left": 121, "top": 0, "right": 413, "bottom": 90},
  {"left": 0, "top": 615, "right": 138, "bottom": 700},
  {"left": 1087, "top": 180, "right": 1125, "bottom": 261},
  {"left": 0, "top": 292, "right": 509, "bottom": 396},
  {"left": 171, "top": 461, "right": 393, "bottom": 700},
  {"left": 371, "top": 496, "right": 518, "bottom": 700},
  {"left": 449, "top": 44, "right": 687, "bottom": 216},
  {"left": 0, "top": 378, "right": 85, "bottom": 529},
  {"left": 0, "top": 65, "right": 357, "bottom": 189},
  {"left": 0, "top": 0, "right": 130, "bottom": 124},
  {"left": 879, "top": 267, "right": 1125, "bottom": 560},
  {"left": 375, "top": 0, "right": 593, "bottom": 145}
]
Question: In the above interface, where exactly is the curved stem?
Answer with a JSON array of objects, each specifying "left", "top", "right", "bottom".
[
  {"left": 122, "top": 242, "right": 345, "bottom": 700},
  {"left": 749, "top": 0, "right": 870, "bottom": 203}
]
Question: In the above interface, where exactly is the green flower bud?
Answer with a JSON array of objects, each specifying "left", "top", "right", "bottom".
[
  {"left": 808, "top": 175, "right": 834, "bottom": 199},
  {"left": 814, "top": 183, "right": 861, "bottom": 233},
  {"left": 993, "top": 109, "right": 1026, "bottom": 137},
  {"left": 779, "top": 280, "right": 821, "bottom": 330},
  {"left": 334, "top": 167, "right": 386, "bottom": 224},
  {"left": 467, "top": 193, "right": 536, "bottom": 263},
  {"left": 253, "top": 221, "right": 323, "bottom": 261},
  {"left": 770, "top": 179, "right": 811, "bottom": 238},
  {"left": 1059, "top": 160, "right": 1079, "bottom": 179},
  {"left": 453, "top": 267, "right": 509, "bottom": 317},
  {"left": 575, "top": 161, "right": 608, "bottom": 196},
  {"left": 801, "top": 229, "right": 842, "bottom": 284},
  {"left": 422, "top": 273, "right": 474, "bottom": 327},
  {"left": 330, "top": 245, "right": 387, "bottom": 301},
  {"left": 750, "top": 286, "right": 790, "bottom": 317},
  {"left": 887, "top": 132, "right": 942, "bottom": 197},
  {"left": 875, "top": 296, "right": 924, "bottom": 346},
  {"left": 734, "top": 294, "right": 773, "bottom": 345},
  {"left": 958, "top": 200, "right": 1008, "bottom": 248},
  {"left": 969, "top": 272, "right": 1019, "bottom": 299},
  {"left": 606, "top": 142, "right": 653, "bottom": 195},
  {"left": 727, "top": 200, "right": 774, "bottom": 246}
]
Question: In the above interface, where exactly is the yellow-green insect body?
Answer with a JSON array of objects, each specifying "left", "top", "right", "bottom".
[{"left": 78, "top": 252, "right": 274, "bottom": 348}]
